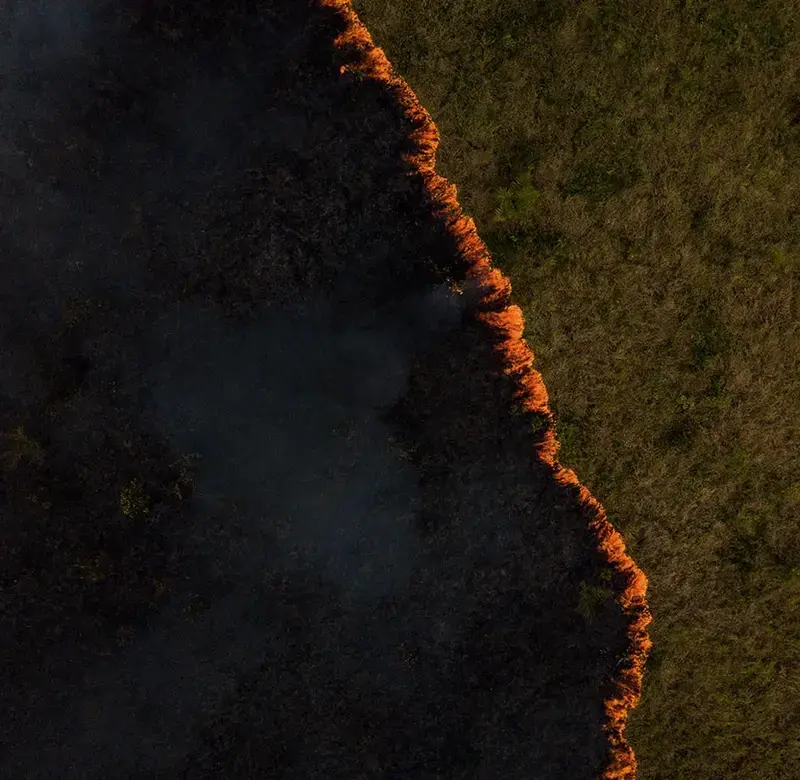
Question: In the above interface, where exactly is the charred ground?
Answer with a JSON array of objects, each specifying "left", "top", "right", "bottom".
[{"left": 1, "top": 2, "right": 628, "bottom": 777}]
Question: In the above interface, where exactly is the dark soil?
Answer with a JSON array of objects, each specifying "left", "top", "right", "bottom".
[{"left": 0, "top": 2, "right": 628, "bottom": 777}]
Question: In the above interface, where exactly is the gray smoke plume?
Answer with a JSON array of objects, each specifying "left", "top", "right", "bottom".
[{"left": 139, "top": 290, "right": 465, "bottom": 605}]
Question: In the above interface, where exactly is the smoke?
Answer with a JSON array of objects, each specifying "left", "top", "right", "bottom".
[
  {"left": 139, "top": 290, "right": 465, "bottom": 604},
  {"left": 0, "top": 0, "right": 287, "bottom": 338},
  {"left": 7, "top": 286, "right": 467, "bottom": 777},
  {"left": 0, "top": 0, "right": 93, "bottom": 74},
  {"left": 0, "top": 0, "right": 125, "bottom": 344}
]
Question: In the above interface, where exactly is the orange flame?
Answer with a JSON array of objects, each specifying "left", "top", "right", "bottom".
[{"left": 316, "top": 2, "right": 653, "bottom": 776}]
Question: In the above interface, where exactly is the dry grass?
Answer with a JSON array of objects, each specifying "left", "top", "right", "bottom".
[{"left": 351, "top": 0, "right": 800, "bottom": 777}]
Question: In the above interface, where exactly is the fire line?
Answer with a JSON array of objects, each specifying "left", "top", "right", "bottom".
[{"left": 316, "top": 1, "right": 654, "bottom": 777}]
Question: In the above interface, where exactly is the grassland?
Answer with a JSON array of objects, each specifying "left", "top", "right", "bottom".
[{"left": 349, "top": 0, "right": 800, "bottom": 777}]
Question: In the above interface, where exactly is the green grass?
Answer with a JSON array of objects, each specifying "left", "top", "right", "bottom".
[{"left": 352, "top": 1, "right": 800, "bottom": 777}]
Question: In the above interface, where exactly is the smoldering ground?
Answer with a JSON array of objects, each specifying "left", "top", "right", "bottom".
[{"left": 0, "top": 2, "right": 476, "bottom": 775}]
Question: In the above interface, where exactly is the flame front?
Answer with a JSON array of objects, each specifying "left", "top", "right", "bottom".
[{"left": 316, "top": 2, "right": 653, "bottom": 776}]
